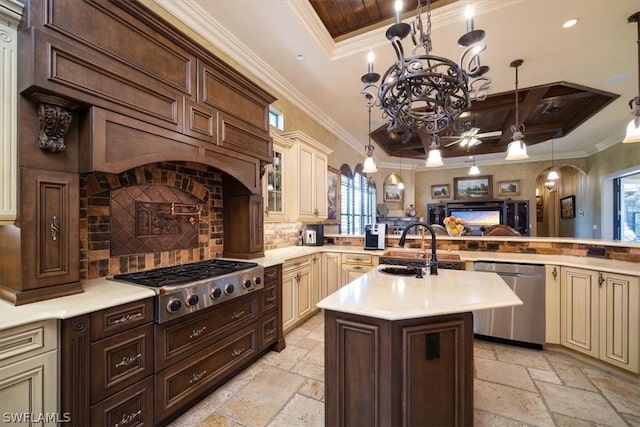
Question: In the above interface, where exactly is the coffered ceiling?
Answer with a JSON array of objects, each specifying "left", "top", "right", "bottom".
[{"left": 156, "top": 0, "right": 640, "bottom": 169}]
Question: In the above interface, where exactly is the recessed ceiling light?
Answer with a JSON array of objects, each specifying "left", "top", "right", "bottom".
[
  {"left": 295, "top": 54, "right": 305, "bottom": 61},
  {"left": 562, "top": 18, "right": 578, "bottom": 29}
]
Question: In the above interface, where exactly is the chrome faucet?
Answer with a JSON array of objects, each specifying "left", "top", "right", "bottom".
[{"left": 398, "top": 222, "right": 438, "bottom": 275}]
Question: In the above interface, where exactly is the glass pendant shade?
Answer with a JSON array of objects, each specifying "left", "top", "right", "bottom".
[
  {"left": 469, "top": 164, "right": 480, "bottom": 175},
  {"left": 363, "top": 155, "right": 377, "bottom": 173},
  {"left": 544, "top": 180, "right": 555, "bottom": 190},
  {"left": 397, "top": 181, "right": 405, "bottom": 190},
  {"left": 547, "top": 169, "right": 560, "bottom": 181},
  {"left": 425, "top": 149, "right": 443, "bottom": 167},
  {"left": 505, "top": 140, "right": 529, "bottom": 160},
  {"left": 622, "top": 116, "right": 640, "bottom": 143}
]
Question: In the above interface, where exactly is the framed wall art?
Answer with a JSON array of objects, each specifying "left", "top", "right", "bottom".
[
  {"left": 497, "top": 180, "right": 521, "bottom": 197},
  {"left": 383, "top": 184, "right": 403, "bottom": 202},
  {"left": 453, "top": 175, "right": 493, "bottom": 200},
  {"left": 431, "top": 184, "right": 450, "bottom": 199},
  {"left": 560, "top": 195, "right": 576, "bottom": 219},
  {"left": 326, "top": 166, "right": 340, "bottom": 224}
]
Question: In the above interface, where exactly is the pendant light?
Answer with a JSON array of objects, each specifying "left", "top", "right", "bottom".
[
  {"left": 505, "top": 59, "right": 529, "bottom": 160},
  {"left": 468, "top": 157, "right": 480, "bottom": 175},
  {"left": 546, "top": 107, "right": 560, "bottom": 181},
  {"left": 363, "top": 106, "right": 377, "bottom": 173},
  {"left": 425, "top": 134, "right": 443, "bottom": 168},
  {"left": 622, "top": 11, "right": 640, "bottom": 143}
]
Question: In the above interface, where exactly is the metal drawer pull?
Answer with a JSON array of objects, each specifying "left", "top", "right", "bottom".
[
  {"left": 266, "top": 296, "right": 276, "bottom": 303},
  {"left": 231, "top": 347, "right": 245, "bottom": 357},
  {"left": 598, "top": 272, "right": 604, "bottom": 286},
  {"left": 552, "top": 267, "right": 558, "bottom": 279},
  {"left": 231, "top": 310, "right": 245, "bottom": 320},
  {"left": 189, "top": 326, "right": 207, "bottom": 339},
  {"left": 112, "top": 312, "right": 143, "bottom": 325},
  {"left": 295, "top": 272, "right": 301, "bottom": 282},
  {"left": 50, "top": 216, "right": 60, "bottom": 241},
  {"left": 115, "top": 353, "right": 142, "bottom": 368},
  {"left": 115, "top": 409, "right": 141, "bottom": 427},
  {"left": 189, "top": 370, "right": 207, "bottom": 384},
  {"left": 353, "top": 266, "right": 362, "bottom": 270},
  {"left": 266, "top": 328, "right": 276, "bottom": 336},
  {"left": 266, "top": 271, "right": 277, "bottom": 279}
]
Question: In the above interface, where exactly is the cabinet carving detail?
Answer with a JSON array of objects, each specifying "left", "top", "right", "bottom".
[{"left": 30, "top": 92, "right": 78, "bottom": 154}]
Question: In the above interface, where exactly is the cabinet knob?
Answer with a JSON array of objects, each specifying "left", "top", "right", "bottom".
[
  {"left": 295, "top": 272, "right": 301, "bottom": 282},
  {"left": 552, "top": 267, "right": 558, "bottom": 279},
  {"left": 598, "top": 272, "right": 604, "bottom": 287}
]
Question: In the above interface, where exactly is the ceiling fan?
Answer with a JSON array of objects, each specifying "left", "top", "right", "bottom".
[{"left": 442, "top": 127, "right": 502, "bottom": 148}]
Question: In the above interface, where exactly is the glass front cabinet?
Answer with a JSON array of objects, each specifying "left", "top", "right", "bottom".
[{"left": 263, "top": 131, "right": 294, "bottom": 222}]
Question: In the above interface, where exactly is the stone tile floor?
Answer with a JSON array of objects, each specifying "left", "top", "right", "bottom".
[{"left": 169, "top": 312, "right": 640, "bottom": 427}]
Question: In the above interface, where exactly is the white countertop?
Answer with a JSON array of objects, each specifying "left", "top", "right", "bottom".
[
  {"left": 316, "top": 266, "right": 523, "bottom": 321},
  {"left": 0, "top": 278, "right": 155, "bottom": 331}
]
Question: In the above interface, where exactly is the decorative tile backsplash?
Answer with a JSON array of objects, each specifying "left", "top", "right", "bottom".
[{"left": 80, "top": 162, "right": 224, "bottom": 279}]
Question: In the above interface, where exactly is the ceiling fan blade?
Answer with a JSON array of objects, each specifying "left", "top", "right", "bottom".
[
  {"left": 467, "top": 137, "right": 482, "bottom": 147},
  {"left": 475, "top": 130, "right": 502, "bottom": 139},
  {"left": 443, "top": 138, "right": 463, "bottom": 147}
]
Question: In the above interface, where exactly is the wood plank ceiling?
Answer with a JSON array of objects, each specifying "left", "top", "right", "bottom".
[{"left": 308, "top": 0, "right": 619, "bottom": 159}]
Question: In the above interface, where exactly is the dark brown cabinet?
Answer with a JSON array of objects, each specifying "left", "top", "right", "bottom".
[
  {"left": 427, "top": 202, "right": 447, "bottom": 226},
  {"left": 223, "top": 193, "right": 264, "bottom": 259},
  {"left": 0, "top": 168, "right": 81, "bottom": 305},
  {"left": 505, "top": 200, "right": 530, "bottom": 235},
  {"left": 61, "top": 298, "right": 155, "bottom": 427},
  {"left": 324, "top": 310, "right": 473, "bottom": 426}
]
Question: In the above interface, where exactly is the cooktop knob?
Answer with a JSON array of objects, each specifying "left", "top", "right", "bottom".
[
  {"left": 243, "top": 279, "right": 252, "bottom": 289},
  {"left": 254, "top": 277, "right": 262, "bottom": 285},
  {"left": 225, "top": 284, "right": 235, "bottom": 295},
  {"left": 211, "top": 287, "right": 222, "bottom": 299},
  {"left": 186, "top": 294, "right": 199, "bottom": 306},
  {"left": 167, "top": 298, "right": 181, "bottom": 313}
]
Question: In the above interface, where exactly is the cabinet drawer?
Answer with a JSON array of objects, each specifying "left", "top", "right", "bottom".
[
  {"left": 264, "top": 265, "right": 281, "bottom": 284},
  {"left": 91, "top": 324, "right": 154, "bottom": 404},
  {"left": 259, "top": 314, "right": 279, "bottom": 351},
  {"left": 91, "top": 376, "right": 154, "bottom": 427},
  {"left": 283, "top": 256, "right": 311, "bottom": 272},
  {"left": 0, "top": 320, "right": 57, "bottom": 368},
  {"left": 91, "top": 298, "right": 154, "bottom": 341},
  {"left": 155, "top": 294, "right": 257, "bottom": 371},
  {"left": 155, "top": 324, "right": 257, "bottom": 424},
  {"left": 341, "top": 253, "right": 374, "bottom": 265},
  {"left": 260, "top": 285, "right": 278, "bottom": 314}
]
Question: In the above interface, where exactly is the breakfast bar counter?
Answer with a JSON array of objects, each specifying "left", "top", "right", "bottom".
[{"left": 317, "top": 267, "right": 522, "bottom": 427}]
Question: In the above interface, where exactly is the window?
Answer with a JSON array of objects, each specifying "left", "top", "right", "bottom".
[
  {"left": 340, "top": 164, "right": 377, "bottom": 234},
  {"left": 269, "top": 107, "right": 284, "bottom": 130},
  {"left": 614, "top": 172, "right": 640, "bottom": 242}
]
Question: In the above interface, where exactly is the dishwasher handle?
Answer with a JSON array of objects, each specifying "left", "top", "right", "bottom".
[{"left": 490, "top": 271, "right": 543, "bottom": 279}]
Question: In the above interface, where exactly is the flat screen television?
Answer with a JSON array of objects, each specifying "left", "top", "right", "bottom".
[{"left": 448, "top": 209, "right": 501, "bottom": 227}]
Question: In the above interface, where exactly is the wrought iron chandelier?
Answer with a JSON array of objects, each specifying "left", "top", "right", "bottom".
[{"left": 361, "top": 0, "right": 491, "bottom": 145}]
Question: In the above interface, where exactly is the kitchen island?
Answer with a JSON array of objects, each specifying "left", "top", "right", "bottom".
[{"left": 317, "top": 267, "right": 522, "bottom": 427}]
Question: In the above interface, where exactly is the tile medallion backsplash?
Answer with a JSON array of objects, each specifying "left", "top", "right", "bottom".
[{"left": 80, "top": 162, "right": 224, "bottom": 280}]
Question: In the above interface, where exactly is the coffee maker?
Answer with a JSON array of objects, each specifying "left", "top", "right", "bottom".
[
  {"left": 364, "top": 224, "right": 386, "bottom": 250},
  {"left": 304, "top": 224, "right": 324, "bottom": 246}
]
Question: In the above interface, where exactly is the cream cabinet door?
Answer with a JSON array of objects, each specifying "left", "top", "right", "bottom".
[
  {"left": 310, "top": 254, "right": 321, "bottom": 306},
  {"left": 297, "top": 144, "right": 315, "bottom": 217},
  {"left": 296, "top": 266, "right": 313, "bottom": 321},
  {"left": 322, "top": 252, "right": 341, "bottom": 298},
  {"left": 0, "top": 351, "right": 58, "bottom": 426},
  {"left": 560, "top": 267, "right": 599, "bottom": 359},
  {"left": 282, "top": 270, "right": 297, "bottom": 333},
  {"left": 313, "top": 152, "right": 328, "bottom": 218},
  {"left": 599, "top": 272, "right": 639, "bottom": 372},
  {"left": 342, "top": 264, "right": 374, "bottom": 286}
]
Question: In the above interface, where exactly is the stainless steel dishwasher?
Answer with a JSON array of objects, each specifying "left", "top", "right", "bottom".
[{"left": 473, "top": 262, "right": 545, "bottom": 349}]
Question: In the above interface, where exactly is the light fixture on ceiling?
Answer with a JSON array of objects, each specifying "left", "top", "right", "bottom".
[
  {"left": 622, "top": 11, "right": 640, "bottom": 143},
  {"left": 425, "top": 134, "right": 443, "bottom": 168},
  {"left": 360, "top": 0, "right": 490, "bottom": 145},
  {"left": 546, "top": 107, "right": 560, "bottom": 181},
  {"left": 562, "top": 18, "right": 578, "bottom": 29},
  {"left": 363, "top": 105, "right": 378, "bottom": 173},
  {"left": 505, "top": 59, "right": 529, "bottom": 160},
  {"left": 544, "top": 180, "right": 556, "bottom": 191},
  {"left": 468, "top": 157, "right": 480, "bottom": 175}
]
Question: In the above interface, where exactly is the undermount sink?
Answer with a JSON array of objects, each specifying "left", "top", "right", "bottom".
[
  {"left": 381, "top": 249, "right": 461, "bottom": 261},
  {"left": 378, "top": 266, "right": 422, "bottom": 276}
]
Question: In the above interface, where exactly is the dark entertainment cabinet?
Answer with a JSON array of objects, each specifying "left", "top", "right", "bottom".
[{"left": 427, "top": 200, "right": 530, "bottom": 235}]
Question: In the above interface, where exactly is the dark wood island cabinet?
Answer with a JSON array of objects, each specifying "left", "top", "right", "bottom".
[{"left": 318, "top": 267, "right": 522, "bottom": 427}]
